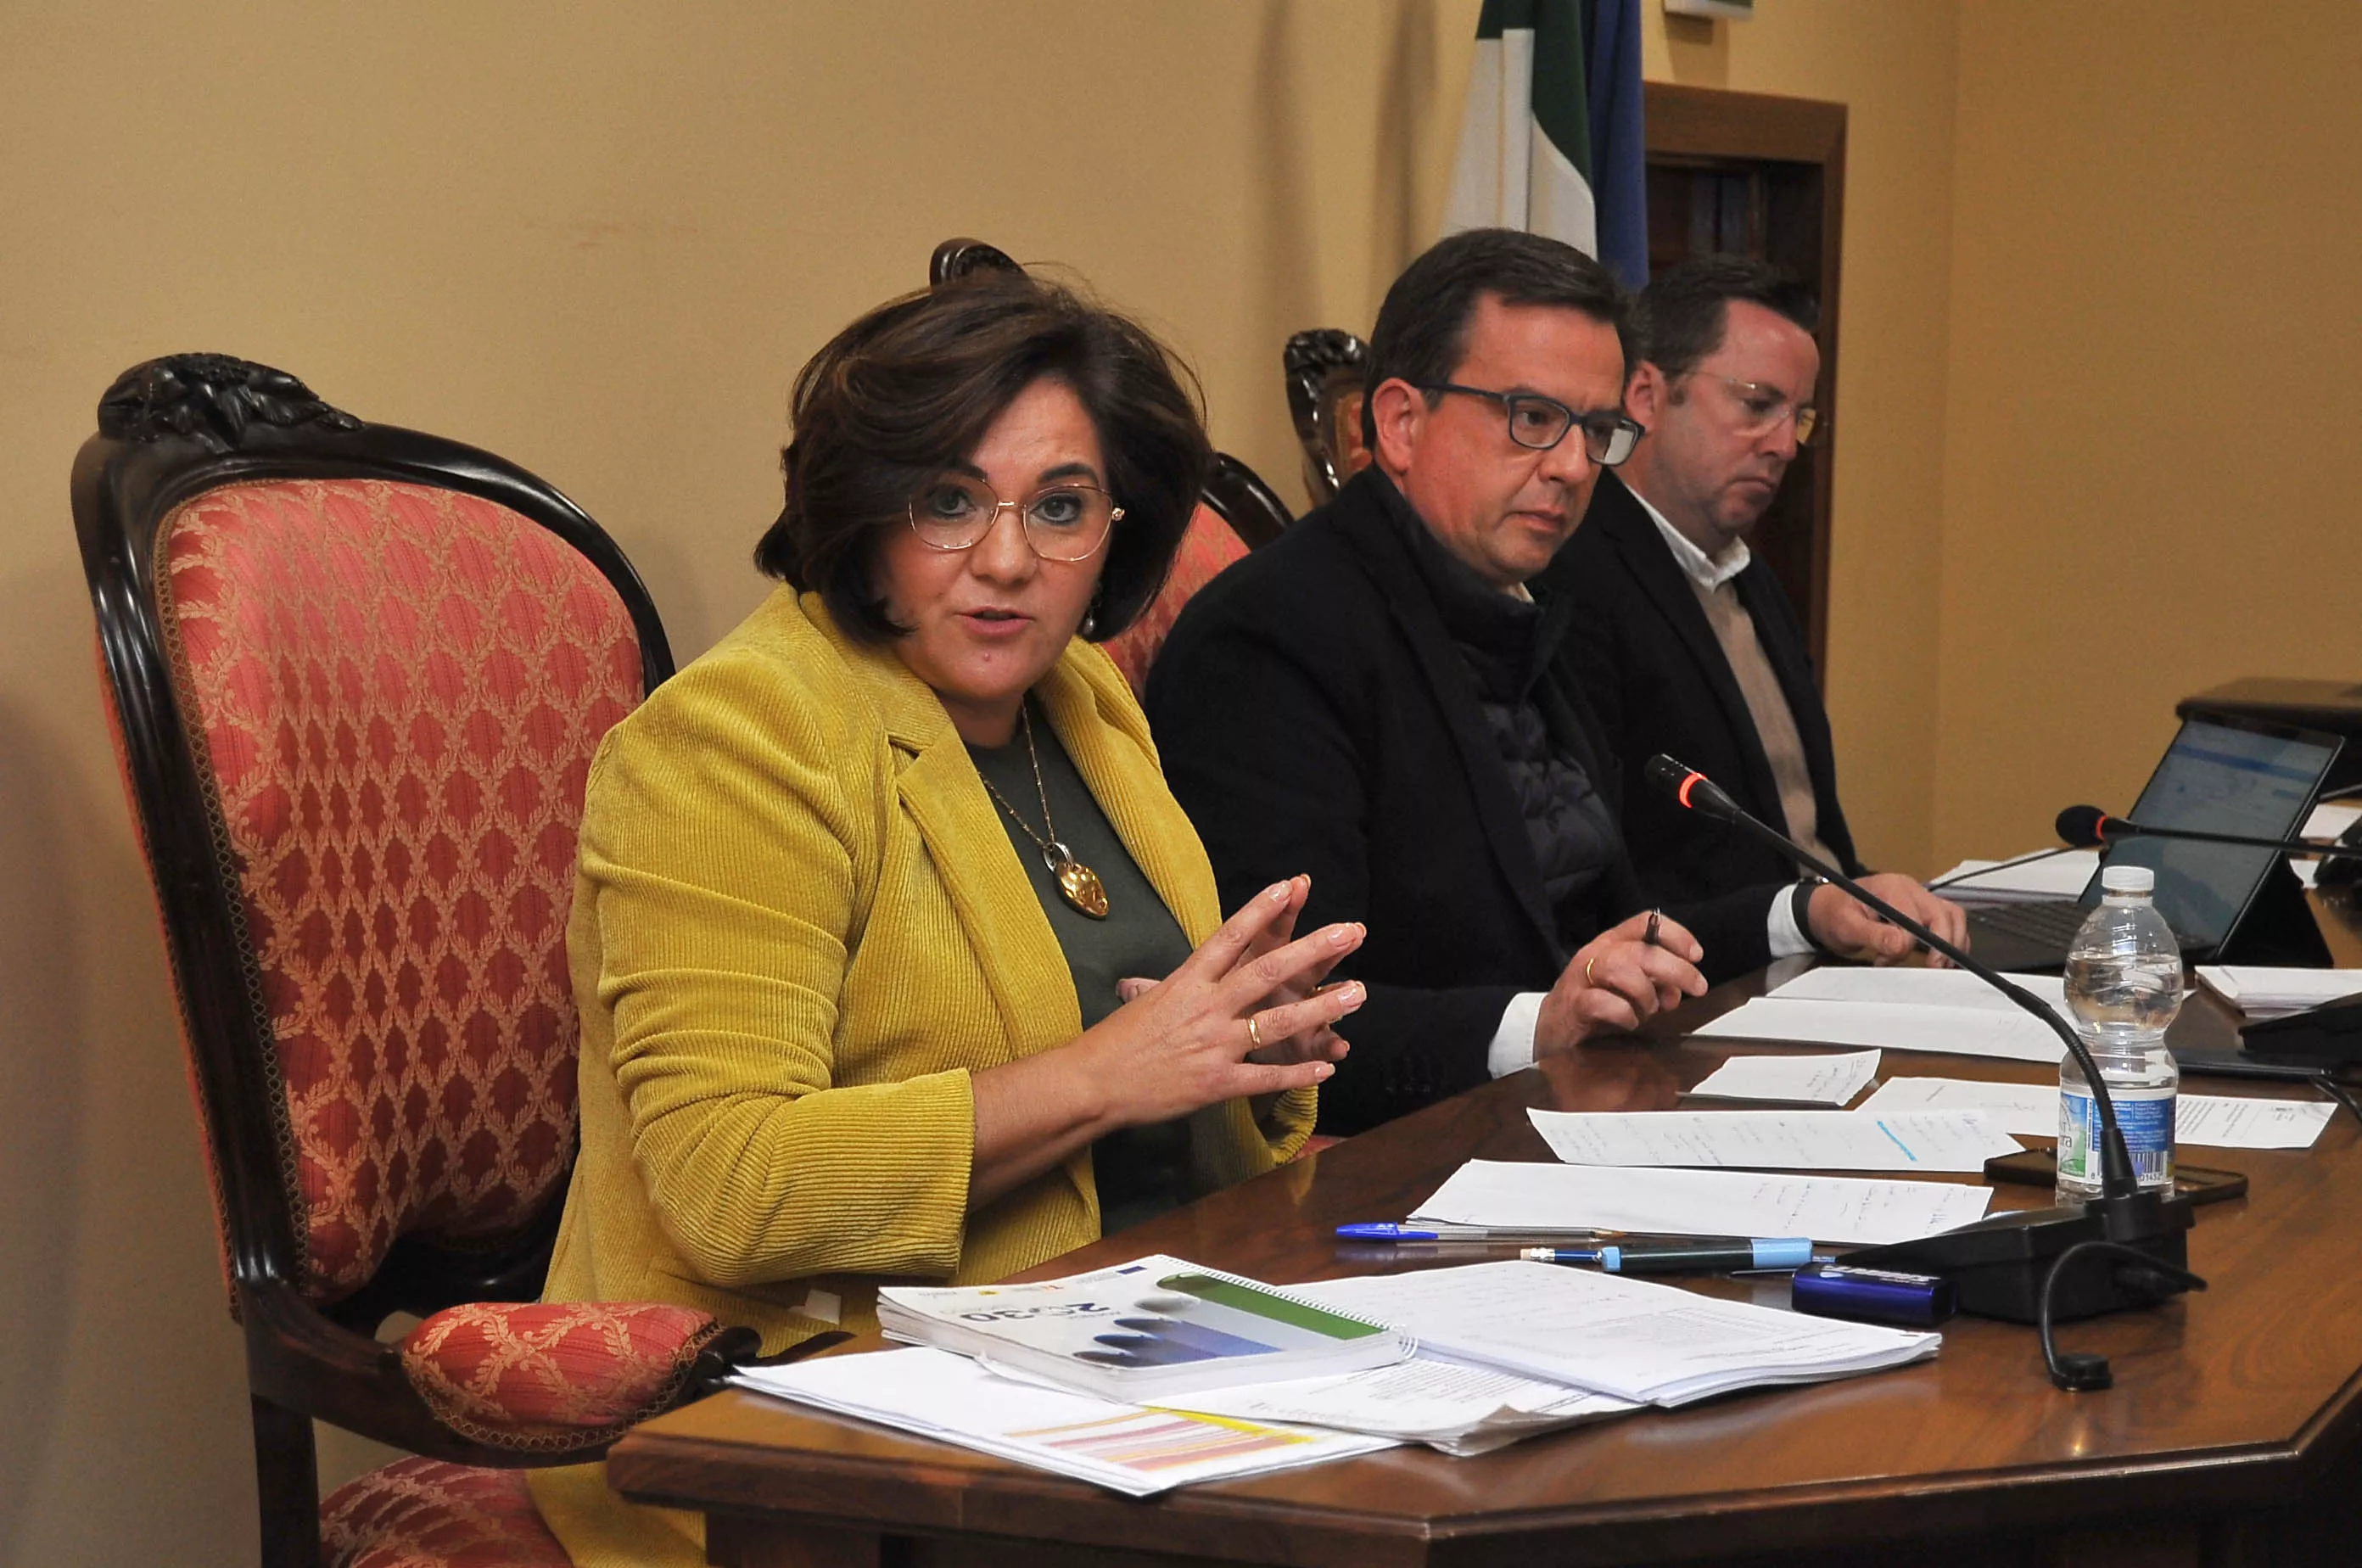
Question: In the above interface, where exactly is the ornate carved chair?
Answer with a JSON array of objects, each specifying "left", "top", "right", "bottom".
[
  {"left": 1285, "top": 328, "right": 1374, "bottom": 507},
  {"left": 926, "top": 238, "right": 1293, "bottom": 695},
  {"left": 74, "top": 356, "right": 761, "bottom": 1568}
]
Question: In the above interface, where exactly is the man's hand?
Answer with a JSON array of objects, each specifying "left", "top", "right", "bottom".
[
  {"left": 1535, "top": 910, "right": 1709, "bottom": 1057},
  {"left": 1806, "top": 874, "right": 1970, "bottom": 966}
]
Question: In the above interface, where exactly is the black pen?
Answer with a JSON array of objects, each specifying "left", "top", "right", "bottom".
[{"left": 1644, "top": 908, "right": 1663, "bottom": 948}]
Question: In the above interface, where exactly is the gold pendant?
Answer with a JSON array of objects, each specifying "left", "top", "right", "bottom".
[{"left": 1046, "top": 844, "right": 1110, "bottom": 919}]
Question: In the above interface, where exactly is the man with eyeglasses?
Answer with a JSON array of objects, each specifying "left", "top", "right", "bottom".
[
  {"left": 1146, "top": 230, "right": 1920, "bottom": 1136},
  {"left": 1540, "top": 258, "right": 1965, "bottom": 955}
]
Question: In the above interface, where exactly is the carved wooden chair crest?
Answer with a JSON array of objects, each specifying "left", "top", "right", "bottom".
[
  {"left": 1285, "top": 328, "right": 1374, "bottom": 507},
  {"left": 927, "top": 238, "right": 1293, "bottom": 695},
  {"left": 75, "top": 355, "right": 758, "bottom": 1568}
]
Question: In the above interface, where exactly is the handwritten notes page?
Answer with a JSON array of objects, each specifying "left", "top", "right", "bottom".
[
  {"left": 1858, "top": 1076, "right": 2336, "bottom": 1150},
  {"left": 1685, "top": 1050, "right": 1880, "bottom": 1106},
  {"left": 1291, "top": 1261, "right": 1939, "bottom": 1407},
  {"left": 1411, "top": 1159, "right": 1991, "bottom": 1246},
  {"left": 1526, "top": 1107, "right": 2020, "bottom": 1173}
]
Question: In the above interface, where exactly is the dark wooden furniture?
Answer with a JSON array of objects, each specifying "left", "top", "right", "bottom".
[
  {"left": 1644, "top": 83, "right": 1846, "bottom": 677},
  {"left": 928, "top": 236, "right": 1293, "bottom": 548},
  {"left": 612, "top": 924, "right": 2362, "bottom": 1568},
  {"left": 74, "top": 355, "right": 757, "bottom": 1568},
  {"left": 2180, "top": 678, "right": 2362, "bottom": 795},
  {"left": 1284, "top": 328, "right": 1371, "bottom": 509}
]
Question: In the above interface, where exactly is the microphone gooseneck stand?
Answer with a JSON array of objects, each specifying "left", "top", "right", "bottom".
[{"left": 1644, "top": 757, "right": 2206, "bottom": 1391}]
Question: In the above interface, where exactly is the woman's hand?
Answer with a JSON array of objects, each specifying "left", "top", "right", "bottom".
[
  {"left": 1116, "top": 874, "right": 1353, "bottom": 1068},
  {"left": 1533, "top": 910, "right": 1708, "bottom": 1058},
  {"left": 1088, "top": 875, "right": 1362, "bottom": 1124}
]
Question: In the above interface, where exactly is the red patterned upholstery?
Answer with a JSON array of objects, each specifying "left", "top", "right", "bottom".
[
  {"left": 400, "top": 1302, "right": 725, "bottom": 1451},
  {"left": 1102, "top": 502, "right": 1250, "bottom": 697},
  {"left": 322, "top": 1459, "right": 568, "bottom": 1568},
  {"left": 155, "top": 479, "right": 645, "bottom": 1303}
]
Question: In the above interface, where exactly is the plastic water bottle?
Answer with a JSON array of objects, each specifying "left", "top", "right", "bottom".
[{"left": 2056, "top": 865, "right": 2184, "bottom": 1201}]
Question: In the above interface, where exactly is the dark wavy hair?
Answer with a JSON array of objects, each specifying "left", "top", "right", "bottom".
[{"left": 755, "top": 272, "right": 1211, "bottom": 642}]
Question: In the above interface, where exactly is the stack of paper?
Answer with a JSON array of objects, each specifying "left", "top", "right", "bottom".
[
  {"left": 1290, "top": 1261, "right": 1940, "bottom": 1407},
  {"left": 1526, "top": 1106, "right": 2019, "bottom": 1173},
  {"left": 1928, "top": 848, "right": 2097, "bottom": 905},
  {"left": 2196, "top": 966, "right": 2362, "bottom": 1018},
  {"left": 1858, "top": 1075, "right": 2337, "bottom": 1150},
  {"left": 876, "top": 1256, "right": 1409, "bottom": 1400},
  {"left": 736, "top": 1347, "right": 1396, "bottom": 1496},
  {"left": 1412, "top": 1158, "right": 1992, "bottom": 1246},
  {"left": 1155, "top": 1353, "right": 1636, "bottom": 1457},
  {"left": 1769, "top": 966, "right": 2074, "bottom": 1019}
]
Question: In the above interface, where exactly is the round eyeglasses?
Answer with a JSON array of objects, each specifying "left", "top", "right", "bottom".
[
  {"left": 1416, "top": 384, "right": 1645, "bottom": 465},
  {"left": 1693, "top": 373, "right": 1820, "bottom": 447},
  {"left": 906, "top": 474, "right": 1123, "bottom": 563}
]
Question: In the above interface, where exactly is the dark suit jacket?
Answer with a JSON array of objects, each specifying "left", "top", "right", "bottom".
[
  {"left": 1145, "top": 469, "right": 1776, "bottom": 1134},
  {"left": 1542, "top": 471, "right": 1865, "bottom": 909}
]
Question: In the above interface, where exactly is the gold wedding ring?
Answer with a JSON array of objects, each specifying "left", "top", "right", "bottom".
[
  {"left": 1584, "top": 955, "right": 1599, "bottom": 987},
  {"left": 1246, "top": 1014, "right": 1266, "bottom": 1050}
]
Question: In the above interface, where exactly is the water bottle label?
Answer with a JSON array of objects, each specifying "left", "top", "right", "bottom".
[{"left": 2057, "top": 1087, "right": 2174, "bottom": 1189}]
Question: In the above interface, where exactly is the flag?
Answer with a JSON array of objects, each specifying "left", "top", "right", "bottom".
[{"left": 1441, "top": 0, "right": 1648, "bottom": 288}]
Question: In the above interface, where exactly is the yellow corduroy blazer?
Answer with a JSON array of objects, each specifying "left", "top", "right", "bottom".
[{"left": 530, "top": 586, "right": 1315, "bottom": 1568}]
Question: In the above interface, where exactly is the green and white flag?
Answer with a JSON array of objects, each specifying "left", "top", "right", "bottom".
[{"left": 1441, "top": 0, "right": 1598, "bottom": 253}]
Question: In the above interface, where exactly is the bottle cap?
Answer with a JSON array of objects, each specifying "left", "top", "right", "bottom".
[{"left": 2101, "top": 865, "right": 2155, "bottom": 894}]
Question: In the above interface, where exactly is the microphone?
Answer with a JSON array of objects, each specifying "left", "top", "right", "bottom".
[
  {"left": 1646, "top": 756, "right": 2203, "bottom": 1390},
  {"left": 2057, "top": 804, "right": 2343, "bottom": 855}
]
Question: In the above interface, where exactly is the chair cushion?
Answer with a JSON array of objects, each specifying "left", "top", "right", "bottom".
[
  {"left": 401, "top": 1301, "right": 725, "bottom": 1451},
  {"left": 322, "top": 1457, "right": 568, "bottom": 1568},
  {"left": 155, "top": 478, "right": 646, "bottom": 1302},
  {"left": 1102, "top": 503, "right": 1250, "bottom": 696}
]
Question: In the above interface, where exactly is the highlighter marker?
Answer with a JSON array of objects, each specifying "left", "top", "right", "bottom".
[{"left": 1522, "top": 1238, "right": 1815, "bottom": 1274}]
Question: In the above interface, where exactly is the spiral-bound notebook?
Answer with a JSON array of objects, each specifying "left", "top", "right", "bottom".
[{"left": 878, "top": 1255, "right": 1413, "bottom": 1401}]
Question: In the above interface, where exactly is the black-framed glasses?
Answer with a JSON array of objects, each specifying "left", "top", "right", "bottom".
[
  {"left": 906, "top": 474, "right": 1122, "bottom": 563},
  {"left": 1693, "top": 373, "right": 1820, "bottom": 446},
  {"left": 1418, "top": 383, "right": 1645, "bottom": 465}
]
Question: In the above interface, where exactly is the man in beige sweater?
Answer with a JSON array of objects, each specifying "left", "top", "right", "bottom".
[{"left": 1543, "top": 256, "right": 1962, "bottom": 944}]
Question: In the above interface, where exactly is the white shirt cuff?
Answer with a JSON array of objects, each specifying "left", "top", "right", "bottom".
[
  {"left": 1767, "top": 882, "right": 1814, "bottom": 959},
  {"left": 1487, "top": 991, "right": 1548, "bottom": 1077}
]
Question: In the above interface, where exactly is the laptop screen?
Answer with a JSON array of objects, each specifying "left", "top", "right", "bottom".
[{"left": 2086, "top": 716, "right": 2340, "bottom": 946}]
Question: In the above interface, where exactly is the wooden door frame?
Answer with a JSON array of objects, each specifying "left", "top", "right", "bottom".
[{"left": 1643, "top": 82, "right": 1847, "bottom": 675}]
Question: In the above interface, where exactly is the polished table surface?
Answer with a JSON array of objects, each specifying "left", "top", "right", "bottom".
[{"left": 612, "top": 900, "right": 2362, "bottom": 1568}]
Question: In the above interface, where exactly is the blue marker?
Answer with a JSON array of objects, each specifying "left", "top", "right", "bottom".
[
  {"left": 1335, "top": 1222, "right": 1613, "bottom": 1243},
  {"left": 1521, "top": 1238, "right": 1816, "bottom": 1274}
]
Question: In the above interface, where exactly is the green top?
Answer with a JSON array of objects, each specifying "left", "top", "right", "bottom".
[{"left": 968, "top": 698, "right": 1197, "bottom": 1233}]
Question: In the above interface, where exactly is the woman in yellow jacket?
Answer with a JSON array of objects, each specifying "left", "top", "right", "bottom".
[{"left": 529, "top": 271, "right": 1366, "bottom": 1566}]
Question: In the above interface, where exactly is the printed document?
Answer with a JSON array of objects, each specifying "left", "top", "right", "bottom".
[
  {"left": 1289, "top": 1261, "right": 1939, "bottom": 1407},
  {"left": 1411, "top": 1159, "right": 1991, "bottom": 1246},
  {"left": 2196, "top": 966, "right": 2362, "bottom": 1016},
  {"left": 1685, "top": 1050, "right": 1879, "bottom": 1106},
  {"left": 1154, "top": 1352, "right": 1635, "bottom": 1456},
  {"left": 734, "top": 1347, "right": 1393, "bottom": 1497},
  {"left": 1694, "top": 998, "right": 2068, "bottom": 1064},
  {"left": 1526, "top": 1107, "right": 2020, "bottom": 1173}
]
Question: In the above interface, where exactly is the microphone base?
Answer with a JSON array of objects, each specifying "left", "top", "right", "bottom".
[{"left": 1844, "top": 1191, "right": 2197, "bottom": 1324}]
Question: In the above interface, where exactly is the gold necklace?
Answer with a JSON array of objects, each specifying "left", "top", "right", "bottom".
[{"left": 978, "top": 708, "right": 1110, "bottom": 919}]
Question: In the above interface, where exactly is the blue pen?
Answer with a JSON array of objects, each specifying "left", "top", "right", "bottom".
[
  {"left": 1336, "top": 1222, "right": 1615, "bottom": 1243},
  {"left": 1521, "top": 1238, "right": 1816, "bottom": 1274}
]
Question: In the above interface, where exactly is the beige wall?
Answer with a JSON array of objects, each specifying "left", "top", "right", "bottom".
[
  {"left": 1933, "top": 1, "right": 2362, "bottom": 865},
  {"left": 6, "top": 3, "right": 2354, "bottom": 1563},
  {"left": 0, "top": 5, "right": 1482, "bottom": 1562}
]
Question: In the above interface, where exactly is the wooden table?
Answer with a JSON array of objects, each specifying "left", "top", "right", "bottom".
[{"left": 612, "top": 905, "right": 2362, "bottom": 1568}]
